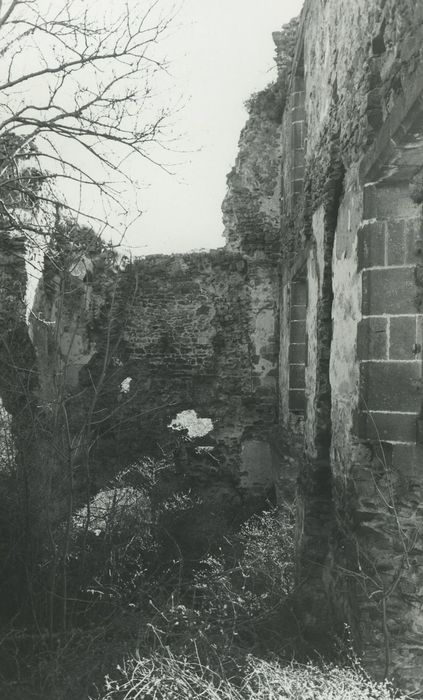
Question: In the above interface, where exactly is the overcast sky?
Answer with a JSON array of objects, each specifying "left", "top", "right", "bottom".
[{"left": 123, "top": 0, "right": 304, "bottom": 255}]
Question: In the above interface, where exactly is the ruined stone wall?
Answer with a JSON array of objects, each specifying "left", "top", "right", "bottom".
[
  {"left": 281, "top": 0, "right": 423, "bottom": 245},
  {"left": 303, "top": 0, "right": 422, "bottom": 164},
  {"left": 278, "top": 0, "right": 423, "bottom": 692},
  {"left": 113, "top": 249, "right": 278, "bottom": 496},
  {"left": 0, "top": 221, "right": 120, "bottom": 559},
  {"left": 0, "top": 54, "right": 285, "bottom": 551},
  {"left": 80, "top": 34, "right": 288, "bottom": 501},
  {"left": 223, "top": 19, "right": 298, "bottom": 258}
]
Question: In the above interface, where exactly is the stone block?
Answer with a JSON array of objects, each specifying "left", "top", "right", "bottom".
[
  {"left": 360, "top": 361, "right": 422, "bottom": 412},
  {"left": 364, "top": 185, "right": 419, "bottom": 220},
  {"left": 418, "top": 315, "right": 423, "bottom": 347},
  {"left": 289, "top": 342, "right": 307, "bottom": 364},
  {"left": 291, "top": 89, "right": 304, "bottom": 109},
  {"left": 293, "top": 180, "right": 304, "bottom": 196},
  {"left": 289, "top": 364, "right": 305, "bottom": 389},
  {"left": 385, "top": 218, "right": 423, "bottom": 266},
  {"left": 289, "top": 388, "right": 306, "bottom": 412},
  {"left": 357, "top": 316, "right": 387, "bottom": 359},
  {"left": 389, "top": 316, "right": 417, "bottom": 359},
  {"left": 405, "top": 219, "right": 423, "bottom": 264},
  {"left": 290, "top": 320, "right": 306, "bottom": 343},
  {"left": 357, "top": 221, "right": 386, "bottom": 270},
  {"left": 358, "top": 411, "right": 418, "bottom": 442},
  {"left": 291, "top": 280, "right": 307, "bottom": 305},
  {"left": 293, "top": 149, "right": 305, "bottom": 168},
  {"left": 290, "top": 304, "right": 307, "bottom": 320},
  {"left": 362, "top": 268, "right": 416, "bottom": 315},
  {"left": 293, "top": 165, "right": 305, "bottom": 180},
  {"left": 392, "top": 444, "right": 423, "bottom": 477},
  {"left": 386, "top": 219, "right": 406, "bottom": 265},
  {"left": 292, "top": 120, "right": 305, "bottom": 150},
  {"left": 292, "top": 104, "right": 305, "bottom": 121}
]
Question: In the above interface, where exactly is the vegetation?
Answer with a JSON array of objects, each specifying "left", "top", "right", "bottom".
[
  {"left": 97, "top": 653, "right": 405, "bottom": 700},
  {"left": 0, "top": 0, "right": 174, "bottom": 241},
  {"left": 0, "top": 0, "right": 177, "bottom": 624},
  {"left": 244, "top": 82, "right": 286, "bottom": 123},
  {"left": 0, "top": 452, "right": 408, "bottom": 698}
]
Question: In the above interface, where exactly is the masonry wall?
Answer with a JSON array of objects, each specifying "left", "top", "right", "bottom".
[
  {"left": 278, "top": 0, "right": 423, "bottom": 692},
  {"left": 113, "top": 249, "right": 279, "bottom": 496},
  {"left": 0, "top": 42, "right": 291, "bottom": 560}
]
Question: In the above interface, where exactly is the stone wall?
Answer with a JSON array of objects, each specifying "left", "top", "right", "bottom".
[
  {"left": 112, "top": 249, "right": 279, "bottom": 497},
  {"left": 0, "top": 37, "right": 289, "bottom": 555},
  {"left": 0, "top": 224, "right": 116, "bottom": 551},
  {"left": 0, "top": 232, "right": 280, "bottom": 558},
  {"left": 222, "top": 18, "right": 298, "bottom": 257},
  {"left": 278, "top": 0, "right": 423, "bottom": 692}
]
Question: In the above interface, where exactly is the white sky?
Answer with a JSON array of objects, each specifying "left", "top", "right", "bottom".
[{"left": 124, "top": 0, "right": 304, "bottom": 255}]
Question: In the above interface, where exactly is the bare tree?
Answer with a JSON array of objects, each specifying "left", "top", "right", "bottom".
[
  {"left": 0, "top": 0, "right": 179, "bottom": 632},
  {"left": 0, "top": 0, "right": 176, "bottom": 244},
  {"left": 0, "top": 213, "right": 144, "bottom": 632}
]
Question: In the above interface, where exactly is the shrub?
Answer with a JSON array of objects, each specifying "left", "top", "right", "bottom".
[
  {"left": 237, "top": 506, "right": 294, "bottom": 599},
  {"left": 68, "top": 486, "right": 154, "bottom": 606},
  {"left": 95, "top": 650, "right": 242, "bottom": 700},
  {"left": 94, "top": 651, "right": 407, "bottom": 700},
  {"left": 241, "top": 657, "right": 407, "bottom": 700},
  {"left": 0, "top": 484, "right": 408, "bottom": 700},
  {"left": 152, "top": 506, "right": 296, "bottom": 656},
  {"left": 244, "top": 82, "right": 286, "bottom": 122}
]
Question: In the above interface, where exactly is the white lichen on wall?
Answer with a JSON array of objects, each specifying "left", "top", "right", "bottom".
[{"left": 168, "top": 410, "right": 213, "bottom": 438}]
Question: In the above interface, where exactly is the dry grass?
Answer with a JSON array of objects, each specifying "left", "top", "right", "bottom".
[{"left": 94, "top": 650, "right": 408, "bottom": 700}]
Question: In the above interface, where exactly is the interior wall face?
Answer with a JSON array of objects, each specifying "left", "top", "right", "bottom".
[{"left": 115, "top": 251, "right": 279, "bottom": 496}]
